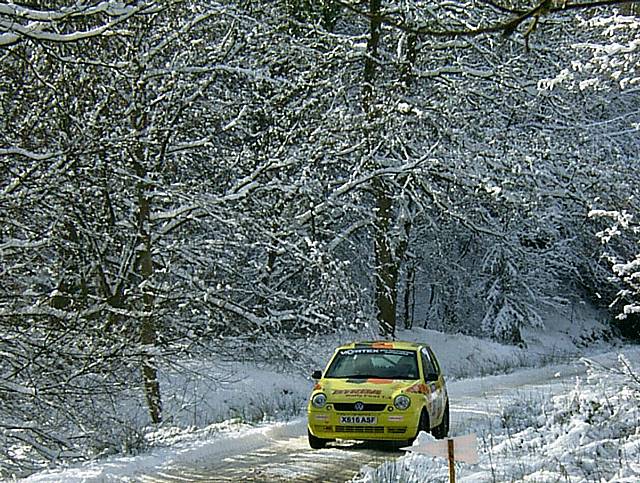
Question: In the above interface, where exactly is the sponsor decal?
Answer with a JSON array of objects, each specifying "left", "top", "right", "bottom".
[
  {"left": 388, "top": 415, "right": 405, "bottom": 422},
  {"left": 340, "top": 348, "right": 414, "bottom": 356},
  {"left": 405, "top": 383, "right": 429, "bottom": 394},
  {"left": 332, "top": 388, "right": 382, "bottom": 395},
  {"left": 314, "top": 414, "right": 329, "bottom": 421}
]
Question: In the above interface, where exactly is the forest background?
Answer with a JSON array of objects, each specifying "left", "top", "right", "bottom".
[{"left": 1, "top": 0, "right": 639, "bottom": 477}]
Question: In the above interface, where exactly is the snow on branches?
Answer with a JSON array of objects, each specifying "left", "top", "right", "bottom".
[{"left": 590, "top": 209, "right": 640, "bottom": 319}]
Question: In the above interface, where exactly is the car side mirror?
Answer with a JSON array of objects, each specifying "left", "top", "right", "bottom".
[
  {"left": 312, "top": 370, "right": 322, "bottom": 380},
  {"left": 425, "top": 372, "right": 439, "bottom": 382}
]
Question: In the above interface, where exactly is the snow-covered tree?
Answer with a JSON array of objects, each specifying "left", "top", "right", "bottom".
[
  {"left": 590, "top": 210, "right": 640, "bottom": 321},
  {"left": 0, "top": 1, "right": 364, "bottom": 472},
  {"left": 541, "top": 9, "right": 640, "bottom": 334}
]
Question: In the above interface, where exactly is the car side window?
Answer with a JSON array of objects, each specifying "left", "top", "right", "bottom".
[
  {"left": 421, "top": 349, "right": 437, "bottom": 380},
  {"left": 426, "top": 347, "right": 442, "bottom": 374}
]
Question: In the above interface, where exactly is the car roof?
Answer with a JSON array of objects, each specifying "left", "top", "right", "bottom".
[{"left": 336, "top": 340, "right": 427, "bottom": 351}]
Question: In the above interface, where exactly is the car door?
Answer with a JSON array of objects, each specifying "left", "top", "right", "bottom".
[{"left": 421, "top": 348, "right": 445, "bottom": 424}]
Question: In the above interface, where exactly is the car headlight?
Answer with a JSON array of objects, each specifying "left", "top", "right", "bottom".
[
  {"left": 312, "top": 393, "right": 327, "bottom": 408},
  {"left": 394, "top": 394, "right": 411, "bottom": 410}
]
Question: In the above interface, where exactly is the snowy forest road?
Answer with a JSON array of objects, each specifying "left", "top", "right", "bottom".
[
  {"left": 140, "top": 421, "right": 398, "bottom": 483},
  {"left": 138, "top": 358, "right": 595, "bottom": 483}
]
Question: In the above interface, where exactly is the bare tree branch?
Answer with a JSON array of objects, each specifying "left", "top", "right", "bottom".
[{"left": 335, "top": 0, "right": 636, "bottom": 38}]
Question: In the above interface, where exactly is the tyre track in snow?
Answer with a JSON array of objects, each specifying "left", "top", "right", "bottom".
[{"left": 138, "top": 434, "right": 401, "bottom": 482}]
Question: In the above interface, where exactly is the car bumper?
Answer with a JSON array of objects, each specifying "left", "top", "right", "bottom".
[{"left": 307, "top": 408, "right": 419, "bottom": 441}]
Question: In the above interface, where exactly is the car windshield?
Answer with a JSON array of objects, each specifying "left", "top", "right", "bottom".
[{"left": 324, "top": 348, "right": 419, "bottom": 380}]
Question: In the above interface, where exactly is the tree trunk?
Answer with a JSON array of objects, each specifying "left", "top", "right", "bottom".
[
  {"left": 362, "top": 0, "right": 382, "bottom": 110},
  {"left": 131, "top": 98, "right": 162, "bottom": 423},
  {"left": 136, "top": 179, "right": 162, "bottom": 424},
  {"left": 374, "top": 178, "right": 397, "bottom": 337},
  {"left": 136, "top": 173, "right": 162, "bottom": 424},
  {"left": 363, "top": 0, "right": 419, "bottom": 337},
  {"left": 403, "top": 260, "right": 416, "bottom": 329},
  {"left": 363, "top": 0, "right": 400, "bottom": 337},
  {"left": 139, "top": 208, "right": 162, "bottom": 424}
]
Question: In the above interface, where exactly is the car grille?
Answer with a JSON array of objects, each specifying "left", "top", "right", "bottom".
[
  {"left": 386, "top": 427, "right": 407, "bottom": 434},
  {"left": 334, "top": 425, "right": 385, "bottom": 433},
  {"left": 333, "top": 403, "right": 388, "bottom": 412},
  {"left": 315, "top": 425, "right": 408, "bottom": 434}
]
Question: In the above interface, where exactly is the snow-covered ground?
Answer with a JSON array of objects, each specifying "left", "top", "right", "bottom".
[
  {"left": 20, "top": 300, "right": 636, "bottom": 482},
  {"left": 355, "top": 349, "right": 640, "bottom": 482}
]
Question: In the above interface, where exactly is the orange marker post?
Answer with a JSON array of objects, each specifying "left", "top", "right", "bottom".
[
  {"left": 402, "top": 433, "right": 477, "bottom": 483},
  {"left": 448, "top": 438, "right": 455, "bottom": 483}
]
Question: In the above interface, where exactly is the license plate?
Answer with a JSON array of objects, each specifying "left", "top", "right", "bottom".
[{"left": 339, "top": 415, "right": 377, "bottom": 424}]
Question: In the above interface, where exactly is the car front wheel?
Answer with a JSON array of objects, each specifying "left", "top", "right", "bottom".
[
  {"left": 432, "top": 401, "right": 450, "bottom": 439},
  {"left": 408, "top": 410, "right": 429, "bottom": 445},
  {"left": 308, "top": 428, "right": 328, "bottom": 449}
]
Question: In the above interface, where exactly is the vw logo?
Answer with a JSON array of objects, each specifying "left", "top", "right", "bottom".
[{"left": 354, "top": 402, "right": 365, "bottom": 411}]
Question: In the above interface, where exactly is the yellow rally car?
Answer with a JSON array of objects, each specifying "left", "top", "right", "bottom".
[{"left": 307, "top": 340, "right": 449, "bottom": 449}]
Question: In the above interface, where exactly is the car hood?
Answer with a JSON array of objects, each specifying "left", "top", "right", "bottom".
[{"left": 318, "top": 378, "right": 420, "bottom": 402}]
